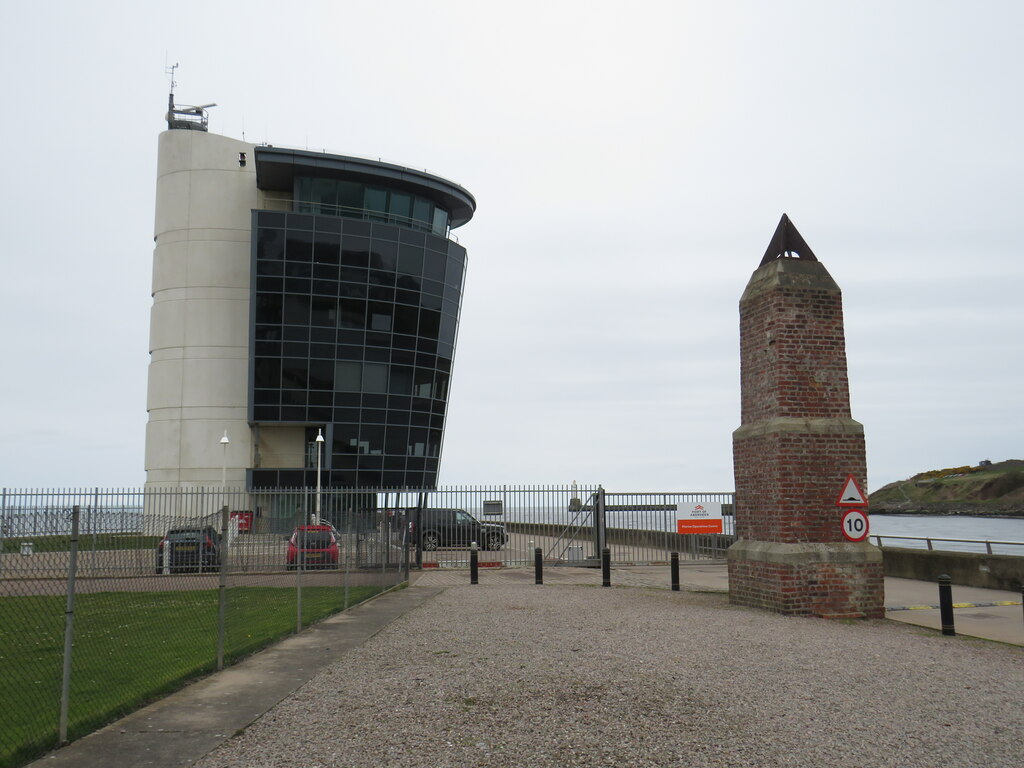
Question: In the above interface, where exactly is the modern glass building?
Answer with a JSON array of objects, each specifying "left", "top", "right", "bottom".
[{"left": 145, "top": 108, "right": 475, "bottom": 492}]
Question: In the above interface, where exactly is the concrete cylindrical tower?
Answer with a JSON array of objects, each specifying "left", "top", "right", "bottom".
[{"left": 146, "top": 129, "right": 257, "bottom": 489}]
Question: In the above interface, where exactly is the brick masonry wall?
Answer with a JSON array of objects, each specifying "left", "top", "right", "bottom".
[{"left": 730, "top": 257, "right": 883, "bottom": 618}]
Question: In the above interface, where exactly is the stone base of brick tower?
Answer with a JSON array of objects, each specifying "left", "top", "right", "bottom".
[{"left": 727, "top": 540, "right": 885, "bottom": 618}]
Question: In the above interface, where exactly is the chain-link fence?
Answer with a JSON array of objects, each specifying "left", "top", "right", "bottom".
[{"left": 0, "top": 484, "right": 733, "bottom": 767}]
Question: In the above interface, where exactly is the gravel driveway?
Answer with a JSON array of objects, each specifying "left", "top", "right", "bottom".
[{"left": 195, "top": 585, "right": 1023, "bottom": 768}]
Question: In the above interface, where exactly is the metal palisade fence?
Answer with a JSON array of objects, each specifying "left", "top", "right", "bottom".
[{"left": 0, "top": 485, "right": 734, "bottom": 767}]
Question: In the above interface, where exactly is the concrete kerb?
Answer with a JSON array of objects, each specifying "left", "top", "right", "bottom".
[{"left": 27, "top": 583, "right": 445, "bottom": 768}]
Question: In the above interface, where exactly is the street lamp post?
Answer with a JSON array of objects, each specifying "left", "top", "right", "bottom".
[
  {"left": 314, "top": 429, "right": 324, "bottom": 524},
  {"left": 220, "top": 430, "right": 229, "bottom": 487}
]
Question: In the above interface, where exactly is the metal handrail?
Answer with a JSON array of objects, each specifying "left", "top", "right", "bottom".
[{"left": 871, "top": 534, "right": 1024, "bottom": 555}]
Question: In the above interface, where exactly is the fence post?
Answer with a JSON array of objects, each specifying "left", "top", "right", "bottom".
[
  {"left": 602, "top": 546, "right": 611, "bottom": 587},
  {"left": 593, "top": 486, "right": 607, "bottom": 560},
  {"left": 938, "top": 574, "right": 955, "bottom": 636},
  {"left": 59, "top": 505, "right": 81, "bottom": 744},
  {"left": 217, "top": 505, "right": 229, "bottom": 671},
  {"left": 534, "top": 547, "right": 543, "bottom": 585},
  {"left": 671, "top": 551, "right": 680, "bottom": 591},
  {"left": 470, "top": 542, "right": 479, "bottom": 584}
]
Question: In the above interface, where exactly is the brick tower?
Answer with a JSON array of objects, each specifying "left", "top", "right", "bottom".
[{"left": 728, "top": 215, "right": 884, "bottom": 618}]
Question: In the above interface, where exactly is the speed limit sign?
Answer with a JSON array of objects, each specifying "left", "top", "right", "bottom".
[{"left": 841, "top": 508, "right": 869, "bottom": 542}]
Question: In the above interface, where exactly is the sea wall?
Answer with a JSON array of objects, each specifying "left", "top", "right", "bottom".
[{"left": 880, "top": 547, "right": 1022, "bottom": 590}]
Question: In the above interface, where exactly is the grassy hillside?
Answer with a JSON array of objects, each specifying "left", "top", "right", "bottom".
[{"left": 870, "top": 459, "right": 1024, "bottom": 515}]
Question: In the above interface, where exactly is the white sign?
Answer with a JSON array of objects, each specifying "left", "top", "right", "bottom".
[
  {"left": 840, "top": 508, "right": 869, "bottom": 542},
  {"left": 836, "top": 475, "right": 868, "bottom": 506},
  {"left": 676, "top": 502, "right": 724, "bottom": 534}
]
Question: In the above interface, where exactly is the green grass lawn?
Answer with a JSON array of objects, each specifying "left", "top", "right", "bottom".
[{"left": 0, "top": 583, "right": 384, "bottom": 768}]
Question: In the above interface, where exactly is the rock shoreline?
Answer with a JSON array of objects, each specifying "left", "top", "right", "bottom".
[{"left": 870, "top": 501, "right": 1024, "bottom": 518}]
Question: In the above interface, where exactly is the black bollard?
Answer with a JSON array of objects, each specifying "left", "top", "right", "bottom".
[
  {"left": 671, "top": 551, "right": 680, "bottom": 591},
  {"left": 602, "top": 547, "right": 611, "bottom": 587},
  {"left": 470, "top": 543, "right": 479, "bottom": 585},
  {"left": 534, "top": 547, "right": 543, "bottom": 585},
  {"left": 938, "top": 574, "right": 955, "bottom": 636}
]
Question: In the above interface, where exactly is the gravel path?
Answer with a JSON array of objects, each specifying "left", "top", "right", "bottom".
[{"left": 195, "top": 585, "right": 1024, "bottom": 768}]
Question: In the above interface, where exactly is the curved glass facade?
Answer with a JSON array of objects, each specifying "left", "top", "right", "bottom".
[{"left": 248, "top": 210, "right": 466, "bottom": 489}]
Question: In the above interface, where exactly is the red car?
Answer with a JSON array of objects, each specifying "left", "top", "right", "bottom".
[{"left": 286, "top": 525, "right": 339, "bottom": 570}]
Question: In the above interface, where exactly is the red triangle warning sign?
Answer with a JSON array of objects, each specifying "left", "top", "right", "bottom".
[{"left": 836, "top": 475, "right": 867, "bottom": 506}]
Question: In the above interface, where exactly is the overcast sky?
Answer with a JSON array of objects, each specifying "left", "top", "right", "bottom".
[{"left": 1, "top": 1, "right": 1020, "bottom": 492}]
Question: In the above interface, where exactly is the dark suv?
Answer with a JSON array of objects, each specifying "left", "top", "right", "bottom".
[
  {"left": 155, "top": 526, "right": 221, "bottom": 573},
  {"left": 414, "top": 508, "right": 507, "bottom": 551}
]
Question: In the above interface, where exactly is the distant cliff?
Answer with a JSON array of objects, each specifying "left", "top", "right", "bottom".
[{"left": 870, "top": 459, "right": 1024, "bottom": 517}]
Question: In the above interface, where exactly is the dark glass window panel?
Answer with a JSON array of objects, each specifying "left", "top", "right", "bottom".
[
  {"left": 434, "top": 371, "right": 450, "bottom": 401},
  {"left": 421, "top": 279, "right": 444, "bottom": 297},
  {"left": 393, "top": 305, "right": 418, "bottom": 335},
  {"left": 430, "top": 413, "right": 445, "bottom": 429},
  {"left": 285, "top": 261, "right": 312, "bottom": 278},
  {"left": 413, "top": 368, "right": 433, "bottom": 398},
  {"left": 253, "top": 405, "right": 279, "bottom": 422},
  {"left": 446, "top": 256, "right": 465, "bottom": 287},
  {"left": 284, "top": 277, "right": 311, "bottom": 294},
  {"left": 368, "top": 285, "right": 395, "bottom": 302},
  {"left": 313, "top": 263, "right": 339, "bottom": 281},
  {"left": 364, "top": 187, "right": 387, "bottom": 220},
  {"left": 417, "top": 337, "right": 438, "bottom": 354},
  {"left": 257, "top": 259, "right": 284, "bottom": 276},
  {"left": 363, "top": 408, "right": 387, "bottom": 424},
  {"left": 383, "top": 455, "right": 405, "bottom": 470},
  {"left": 335, "top": 343, "right": 363, "bottom": 361},
  {"left": 395, "top": 288, "right": 419, "bottom": 306},
  {"left": 309, "top": 390, "right": 332, "bottom": 406},
  {"left": 286, "top": 230, "right": 314, "bottom": 261},
  {"left": 407, "top": 456, "right": 426, "bottom": 470},
  {"left": 255, "top": 294, "right": 283, "bottom": 324},
  {"left": 341, "top": 236, "right": 370, "bottom": 264},
  {"left": 309, "top": 342, "right": 334, "bottom": 359},
  {"left": 436, "top": 357, "right": 452, "bottom": 373},
  {"left": 308, "top": 359, "right": 333, "bottom": 390},
  {"left": 368, "top": 302, "right": 392, "bottom": 330},
  {"left": 338, "top": 299, "right": 365, "bottom": 329},
  {"left": 443, "top": 283, "right": 461, "bottom": 303},
  {"left": 415, "top": 353, "right": 437, "bottom": 370},
  {"left": 311, "top": 296, "right": 336, "bottom": 326},
  {"left": 281, "top": 360, "right": 308, "bottom": 390},
  {"left": 288, "top": 214, "right": 315, "bottom": 233},
  {"left": 410, "top": 410, "right": 430, "bottom": 425},
  {"left": 387, "top": 404, "right": 411, "bottom": 421},
  {"left": 333, "top": 469, "right": 358, "bottom": 486},
  {"left": 392, "top": 334, "right": 416, "bottom": 350},
  {"left": 439, "top": 314, "right": 457, "bottom": 346},
  {"left": 360, "top": 424, "right": 386, "bottom": 455},
  {"left": 441, "top": 298, "right": 460, "bottom": 317},
  {"left": 432, "top": 208, "right": 448, "bottom": 236},
  {"left": 333, "top": 449, "right": 358, "bottom": 468},
  {"left": 254, "top": 358, "right": 281, "bottom": 388},
  {"left": 371, "top": 223, "right": 398, "bottom": 241},
  {"left": 427, "top": 429, "right": 443, "bottom": 457},
  {"left": 389, "top": 193, "right": 411, "bottom": 221},
  {"left": 369, "top": 240, "right": 398, "bottom": 271},
  {"left": 382, "top": 471, "right": 405, "bottom": 487},
  {"left": 333, "top": 407, "right": 361, "bottom": 422},
  {"left": 254, "top": 325, "right": 282, "bottom": 341},
  {"left": 315, "top": 216, "right": 341, "bottom": 234},
  {"left": 368, "top": 269, "right": 395, "bottom": 287},
  {"left": 255, "top": 340, "right": 281, "bottom": 356},
  {"left": 258, "top": 211, "right": 287, "bottom": 228},
  {"left": 356, "top": 470, "right": 383, "bottom": 486},
  {"left": 392, "top": 349, "right": 415, "bottom": 366},
  {"left": 338, "top": 329, "right": 365, "bottom": 345},
  {"left": 437, "top": 342, "right": 454, "bottom": 360},
  {"left": 334, "top": 391, "right": 360, "bottom": 407},
  {"left": 282, "top": 342, "right": 309, "bottom": 358},
  {"left": 257, "top": 228, "right": 285, "bottom": 261},
  {"left": 389, "top": 366, "right": 412, "bottom": 395},
  {"left": 256, "top": 276, "right": 283, "bottom": 292},
  {"left": 310, "top": 326, "right": 334, "bottom": 343},
  {"left": 423, "top": 457, "right": 438, "bottom": 473},
  {"left": 363, "top": 363, "right": 388, "bottom": 393},
  {"left": 362, "top": 393, "right": 388, "bottom": 408},
  {"left": 423, "top": 252, "right": 446, "bottom": 282},
  {"left": 412, "top": 199, "right": 432, "bottom": 226},
  {"left": 425, "top": 233, "right": 447, "bottom": 253},
  {"left": 282, "top": 390, "right": 306, "bottom": 406},
  {"left": 338, "top": 282, "right": 367, "bottom": 300},
  {"left": 364, "top": 346, "right": 389, "bottom": 362},
  {"left": 283, "top": 295, "right": 310, "bottom": 325},
  {"left": 407, "top": 428, "right": 428, "bottom": 457},
  {"left": 400, "top": 228, "right": 425, "bottom": 246},
  {"left": 397, "top": 245, "right": 423, "bottom": 276},
  {"left": 313, "top": 233, "right": 340, "bottom": 264},
  {"left": 343, "top": 219, "right": 371, "bottom": 237},
  {"left": 308, "top": 406, "right": 331, "bottom": 422},
  {"left": 366, "top": 331, "right": 391, "bottom": 348},
  {"left": 340, "top": 267, "right": 369, "bottom": 284},
  {"left": 418, "top": 309, "right": 441, "bottom": 339},
  {"left": 334, "top": 181, "right": 362, "bottom": 211},
  {"left": 335, "top": 361, "right": 361, "bottom": 391},
  {"left": 253, "top": 388, "right": 280, "bottom": 405},
  {"left": 421, "top": 293, "right": 443, "bottom": 311},
  {"left": 278, "top": 468, "right": 305, "bottom": 486}
]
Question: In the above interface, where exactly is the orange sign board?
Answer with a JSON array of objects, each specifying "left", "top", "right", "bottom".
[{"left": 677, "top": 519, "right": 724, "bottom": 535}]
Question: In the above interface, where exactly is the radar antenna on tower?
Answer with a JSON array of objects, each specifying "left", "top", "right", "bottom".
[{"left": 164, "top": 62, "right": 215, "bottom": 132}]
